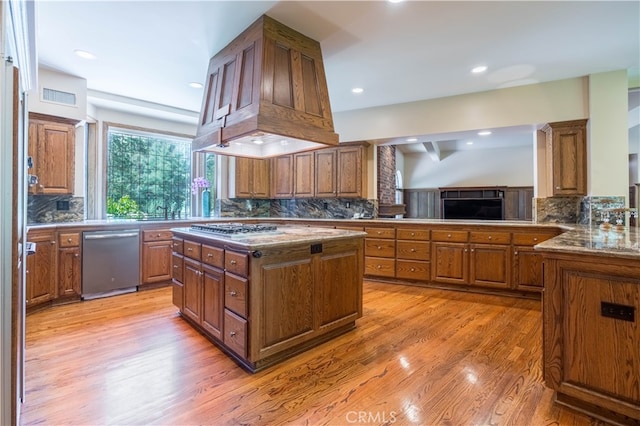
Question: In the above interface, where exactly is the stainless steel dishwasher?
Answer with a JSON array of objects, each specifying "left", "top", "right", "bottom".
[{"left": 82, "top": 229, "right": 140, "bottom": 299}]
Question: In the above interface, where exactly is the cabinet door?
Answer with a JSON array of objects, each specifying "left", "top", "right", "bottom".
[
  {"left": 26, "top": 231, "right": 57, "bottom": 306},
  {"left": 58, "top": 247, "right": 81, "bottom": 297},
  {"left": 469, "top": 244, "right": 510, "bottom": 289},
  {"left": 29, "top": 119, "right": 75, "bottom": 195},
  {"left": 513, "top": 246, "right": 543, "bottom": 291},
  {"left": 315, "top": 148, "right": 337, "bottom": 197},
  {"left": 202, "top": 265, "right": 224, "bottom": 340},
  {"left": 234, "top": 157, "right": 253, "bottom": 198},
  {"left": 235, "top": 157, "right": 270, "bottom": 198},
  {"left": 545, "top": 120, "right": 587, "bottom": 196},
  {"left": 182, "top": 258, "right": 202, "bottom": 324},
  {"left": 271, "top": 155, "right": 293, "bottom": 198},
  {"left": 251, "top": 158, "right": 271, "bottom": 198},
  {"left": 431, "top": 242, "right": 468, "bottom": 285},
  {"left": 142, "top": 240, "right": 173, "bottom": 284},
  {"left": 336, "top": 146, "right": 363, "bottom": 197},
  {"left": 293, "top": 151, "right": 315, "bottom": 197}
]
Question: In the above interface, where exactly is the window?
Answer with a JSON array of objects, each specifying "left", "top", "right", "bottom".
[{"left": 106, "top": 126, "right": 193, "bottom": 219}]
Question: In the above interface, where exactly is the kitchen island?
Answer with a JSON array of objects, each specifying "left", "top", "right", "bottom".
[
  {"left": 536, "top": 226, "right": 640, "bottom": 424},
  {"left": 170, "top": 224, "right": 365, "bottom": 372}
]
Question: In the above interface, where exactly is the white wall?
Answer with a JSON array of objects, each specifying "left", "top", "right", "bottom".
[
  {"left": 403, "top": 145, "right": 534, "bottom": 189},
  {"left": 27, "top": 67, "right": 87, "bottom": 121}
]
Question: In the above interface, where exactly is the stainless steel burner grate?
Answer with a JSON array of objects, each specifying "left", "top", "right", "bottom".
[{"left": 191, "top": 223, "right": 277, "bottom": 235}]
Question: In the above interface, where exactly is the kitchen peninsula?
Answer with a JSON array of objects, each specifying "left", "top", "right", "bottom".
[{"left": 170, "top": 224, "right": 365, "bottom": 372}]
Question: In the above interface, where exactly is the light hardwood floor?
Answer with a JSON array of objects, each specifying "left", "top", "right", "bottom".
[{"left": 21, "top": 282, "right": 605, "bottom": 425}]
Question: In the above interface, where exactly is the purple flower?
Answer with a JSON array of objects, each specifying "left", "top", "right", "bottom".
[{"left": 191, "top": 177, "right": 211, "bottom": 194}]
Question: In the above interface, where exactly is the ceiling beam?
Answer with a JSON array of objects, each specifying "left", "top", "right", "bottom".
[{"left": 423, "top": 141, "right": 441, "bottom": 162}]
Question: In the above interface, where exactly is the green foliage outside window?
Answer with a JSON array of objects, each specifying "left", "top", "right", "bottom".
[{"left": 107, "top": 129, "right": 192, "bottom": 218}]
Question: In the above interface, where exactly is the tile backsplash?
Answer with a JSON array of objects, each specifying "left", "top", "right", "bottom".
[
  {"left": 27, "top": 195, "right": 84, "bottom": 224},
  {"left": 217, "top": 198, "right": 377, "bottom": 219}
]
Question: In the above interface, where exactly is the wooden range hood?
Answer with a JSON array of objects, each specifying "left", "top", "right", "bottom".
[{"left": 192, "top": 15, "right": 339, "bottom": 158}]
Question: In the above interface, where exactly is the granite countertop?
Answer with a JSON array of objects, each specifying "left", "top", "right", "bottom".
[
  {"left": 171, "top": 225, "right": 367, "bottom": 249},
  {"left": 535, "top": 225, "right": 640, "bottom": 259}
]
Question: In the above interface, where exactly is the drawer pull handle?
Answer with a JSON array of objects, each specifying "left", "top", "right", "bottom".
[
  {"left": 230, "top": 290, "right": 237, "bottom": 297},
  {"left": 410, "top": 248, "right": 416, "bottom": 252},
  {"left": 229, "top": 331, "right": 236, "bottom": 337},
  {"left": 377, "top": 231, "right": 382, "bottom": 235},
  {"left": 377, "top": 246, "right": 382, "bottom": 250},
  {"left": 187, "top": 248, "right": 193, "bottom": 252},
  {"left": 488, "top": 236, "right": 492, "bottom": 240},
  {"left": 157, "top": 233, "right": 161, "bottom": 237},
  {"left": 74, "top": 253, "right": 79, "bottom": 258},
  {"left": 447, "top": 234, "right": 451, "bottom": 238},
  {"left": 173, "top": 265, "right": 178, "bottom": 269},
  {"left": 230, "top": 260, "right": 237, "bottom": 265},
  {"left": 515, "top": 251, "right": 518, "bottom": 255},
  {"left": 207, "top": 253, "right": 213, "bottom": 258},
  {"left": 377, "top": 265, "right": 382, "bottom": 269},
  {"left": 67, "top": 238, "right": 73, "bottom": 242},
  {"left": 410, "top": 268, "right": 415, "bottom": 272},
  {"left": 411, "top": 232, "right": 415, "bottom": 236},
  {"left": 533, "top": 238, "right": 538, "bottom": 242}
]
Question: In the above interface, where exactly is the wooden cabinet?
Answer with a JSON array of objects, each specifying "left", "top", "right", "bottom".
[
  {"left": 542, "top": 253, "right": 640, "bottom": 424},
  {"left": 293, "top": 151, "right": 315, "bottom": 197},
  {"left": 504, "top": 187, "right": 534, "bottom": 221},
  {"left": 542, "top": 119, "right": 588, "bottom": 196},
  {"left": 28, "top": 114, "right": 76, "bottom": 195},
  {"left": 26, "top": 229, "right": 57, "bottom": 308},
  {"left": 512, "top": 230, "right": 560, "bottom": 292},
  {"left": 314, "top": 148, "right": 337, "bottom": 197},
  {"left": 364, "top": 227, "right": 396, "bottom": 278},
  {"left": 315, "top": 144, "right": 368, "bottom": 198},
  {"left": 271, "top": 155, "right": 293, "bottom": 198},
  {"left": 141, "top": 229, "right": 174, "bottom": 286},
  {"left": 235, "top": 157, "right": 270, "bottom": 198},
  {"left": 431, "top": 230, "right": 511, "bottom": 289},
  {"left": 57, "top": 231, "right": 81, "bottom": 299},
  {"left": 395, "top": 228, "right": 430, "bottom": 281},
  {"left": 172, "top": 228, "right": 364, "bottom": 372}
]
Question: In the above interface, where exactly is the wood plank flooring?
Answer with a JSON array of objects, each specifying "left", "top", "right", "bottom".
[{"left": 21, "top": 282, "right": 605, "bottom": 425}]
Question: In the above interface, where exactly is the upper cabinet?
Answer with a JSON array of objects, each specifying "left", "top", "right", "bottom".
[
  {"left": 28, "top": 113, "right": 77, "bottom": 195},
  {"left": 542, "top": 119, "right": 587, "bottom": 196},
  {"left": 235, "top": 157, "right": 270, "bottom": 199},
  {"left": 271, "top": 155, "right": 294, "bottom": 199}
]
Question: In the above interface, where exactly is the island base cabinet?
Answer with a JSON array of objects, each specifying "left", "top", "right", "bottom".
[
  {"left": 224, "top": 309, "right": 247, "bottom": 359},
  {"left": 543, "top": 255, "right": 640, "bottom": 424}
]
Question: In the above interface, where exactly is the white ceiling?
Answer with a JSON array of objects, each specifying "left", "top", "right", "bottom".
[{"left": 35, "top": 0, "right": 640, "bottom": 151}]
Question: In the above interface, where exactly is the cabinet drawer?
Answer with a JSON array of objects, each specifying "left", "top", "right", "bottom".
[
  {"left": 172, "top": 253, "right": 183, "bottom": 283},
  {"left": 396, "top": 241, "right": 430, "bottom": 260},
  {"left": 225, "top": 250, "right": 249, "bottom": 277},
  {"left": 202, "top": 244, "right": 224, "bottom": 269},
  {"left": 172, "top": 238, "right": 183, "bottom": 254},
  {"left": 365, "top": 239, "right": 396, "bottom": 258},
  {"left": 432, "top": 230, "right": 469, "bottom": 242},
  {"left": 143, "top": 229, "right": 173, "bottom": 242},
  {"left": 365, "top": 227, "right": 396, "bottom": 239},
  {"left": 58, "top": 232, "right": 80, "bottom": 247},
  {"left": 396, "top": 260, "right": 430, "bottom": 280},
  {"left": 224, "top": 309, "right": 247, "bottom": 359},
  {"left": 396, "top": 228, "right": 430, "bottom": 241},
  {"left": 470, "top": 231, "right": 511, "bottom": 244},
  {"left": 183, "top": 241, "right": 201, "bottom": 260},
  {"left": 364, "top": 257, "right": 395, "bottom": 278},
  {"left": 225, "top": 273, "right": 248, "bottom": 318},
  {"left": 172, "top": 280, "right": 183, "bottom": 310},
  {"left": 512, "top": 232, "right": 558, "bottom": 246}
]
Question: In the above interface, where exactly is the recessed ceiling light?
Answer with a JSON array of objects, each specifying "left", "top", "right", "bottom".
[
  {"left": 74, "top": 49, "right": 96, "bottom": 60},
  {"left": 388, "top": 0, "right": 404, "bottom": 3},
  {"left": 406, "top": 137, "right": 417, "bottom": 142},
  {"left": 471, "top": 65, "right": 487, "bottom": 74},
  {"left": 351, "top": 87, "right": 364, "bottom": 94},
  {"left": 252, "top": 139, "right": 264, "bottom": 145},
  {"left": 188, "top": 82, "right": 203, "bottom": 89},
  {"left": 466, "top": 141, "right": 474, "bottom": 145},
  {"left": 477, "top": 131, "right": 492, "bottom": 136}
]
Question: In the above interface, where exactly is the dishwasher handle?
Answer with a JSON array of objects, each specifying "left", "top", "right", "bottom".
[{"left": 84, "top": 231, "right": 139, "bottom": 240}]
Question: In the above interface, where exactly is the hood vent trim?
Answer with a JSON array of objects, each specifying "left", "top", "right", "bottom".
[{"left": 193, "top": 15, "right": 339, "bottom": 158}]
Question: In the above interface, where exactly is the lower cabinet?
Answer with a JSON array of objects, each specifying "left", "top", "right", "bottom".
[
  {"left": 26, "top": 229, "right": 57, "bottom": 308},
  {"left": 542, "top": 253, "right": 640, "bottom": 424},
  {"left": 512, "top": 231, "right": 560, "bottom": 292},
  {"left": 202, "top": 265, "right": 224, "bottom": 340},
  {"left": 141, "top": 228, "right": 174, "bottom": 286},
  {"left": 57, "top": 231, "right": 81, "bottom": 299}
]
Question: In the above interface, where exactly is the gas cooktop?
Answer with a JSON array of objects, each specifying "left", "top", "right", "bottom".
[{"left": 191, "top": 223, "right": 278, "bottom": 236}]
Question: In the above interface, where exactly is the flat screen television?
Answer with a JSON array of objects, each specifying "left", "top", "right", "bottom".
[{"left": 442, "top": 198, "right": 504, "bottom": 220}]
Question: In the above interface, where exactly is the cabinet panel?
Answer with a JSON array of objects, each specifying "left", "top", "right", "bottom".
[
  {"left": 396, "top": 228, "right": 430, "bottom": 241},
  {"left": 432, "top": 230, "right": 468, "bottom": 243},
  {"left": 183, "top": 258, "right": 202, "bottom": 324},
  {"left": 543, "top": 120, "right": 587, "bottom": 196},
  {"left": 142, "top": 240, "right": 173, "bottom": 283},
  {"left": 364, "top": 257, "right": 395, "bottom": 278},
  {"left": 469, "top": 244, "right": 510, "bottom": 288},
  {"left": 431, "top": 242, "right": 468, "bottom": 284},
  {"left": 202, "top": 265, "right": 224, "bottom": 340},
  {"left": 225, "top": 250, "right": 248, "bottom": 277},
  {"left": 28, "top": 117, "right": 75, "bottom": 195},
  {"left": 143, "top": 229, "right": 173, "bottom": 242},
  {"left": 235, "top": 157, "right": 271, "bottom": 199},
  {"left": 225, "top": 273, "right": 248, "bottom": 318},
  {"left": 396, "top": 241, "right": 430, "bottom": 261},
  {"left": 172, "top": 253, "right": 184, "bottom": 283},
  {"left": 58, "top": 247, "right": 81, "bottom": 298},
  {"left": 271, "top": 155, "right": 294, "bottom": 198},
  {"left": 294, "top": 151, "right": 315, "bottom": 197},
  {"left": 58, "top": 232, "right": 80, "bottom": 247},
  {"left": 336, "top": 146, "right": 363, "bottom": 197},
  {"left": 224, "top": 309, "right": 247, "bottom": 358},
  {"left": 26, "top": 230, "right": 57, "bottom": 307},
  {"left": 364, "top": 239, "right": 395, "bottom": 258},
  {"left": 202, "top": 244, "right": 224, "bottom": 269},
  {"left": 513, "top": 247, "right": 543, "bottom": 291},
  {"left": 396, "top": 260, "right": 430, "bottom": 280},
  {"left": 365, "top": 227, "right": 396, "bottom": 239},
  {"left": 315, "top": 149, "right": 336, "bottom": 197}
]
